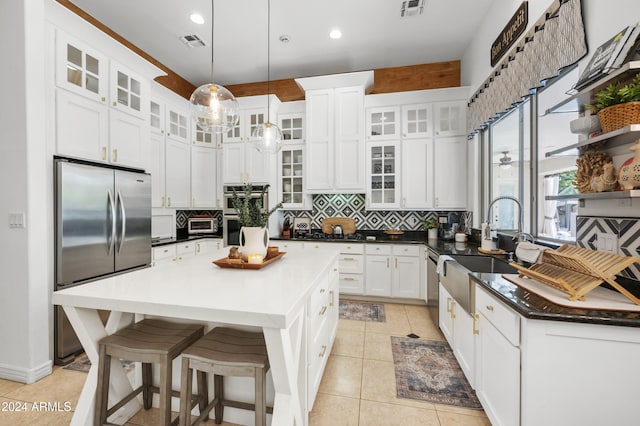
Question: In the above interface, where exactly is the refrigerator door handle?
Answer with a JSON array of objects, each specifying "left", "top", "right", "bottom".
[
  {"left": 107, "top": 190, "right": 116, "bottom": 256},
  {"left": 117, "top": 190, "right": 127, "bottom": 254}
]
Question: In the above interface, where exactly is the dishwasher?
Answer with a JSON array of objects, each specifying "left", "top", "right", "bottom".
[{"left": 426, "top": 248, "right": 439, "bottom": 325}]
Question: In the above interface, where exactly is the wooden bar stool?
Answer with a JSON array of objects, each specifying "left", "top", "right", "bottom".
[
  {"left": 179, "top": 327, "right": 272, "bottom": 426},
  {"left": 95, "top": 319, "right": 204, "bottom": 426}
]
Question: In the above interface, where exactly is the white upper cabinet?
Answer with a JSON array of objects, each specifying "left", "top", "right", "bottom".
[
  {"left": 401, "top": 103, "right": 432, "bottom": 138},
  {"left": 166, "top": 105, "right": 189, "bottom": 144},
  {"left": 305, "top": 89, "right": 334, "bottom": 191},
  {"left": 366, "top": 106, "right": 400, "bottom": 141},
  {"left": 433, "top": 136, "right": 467, "bottom": 209},
  {"left": 109, "top": 61, "right": 148, "bottom": 120},
  {"left": 224, "top": 108, "right": 266, "bottom": 143},
  {"left": 279, "top": 112, "right": 305, "bottom": 143},
  {"left": 150, "top": 98, "right": 165, "bottom": 135},
  {"left": 54, "top": 29, "right": 150, "bottom": 170},
  {"left": 401, "top": 138, "right": 434, "bottom": 209},
  {"left": 366, "top": 142, "right": 400, "bottom": 209},
  {"left": 191, "top": 145, "right": 220, "bottom": 208},
  {"left": 434, "top": 100, "right": 467, "bottom": 137},
  {"left": 56, "top": 30, "right": 108, "bottom": 104}
]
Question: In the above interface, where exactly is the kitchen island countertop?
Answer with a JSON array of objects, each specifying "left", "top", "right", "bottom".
[{"left": 52, "top": 247, "right": 339, "bottom": 426}]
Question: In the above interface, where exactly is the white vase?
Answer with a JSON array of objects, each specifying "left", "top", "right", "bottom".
[
  {"left": 239, "top": 226, "right": 269, "bottom": 260},
  {"left": 427, "top": 228, "right": 438, "bottom": 240}
]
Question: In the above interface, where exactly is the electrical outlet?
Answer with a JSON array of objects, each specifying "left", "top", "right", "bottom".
[{"left": 596, "top": 233, "right": 618, "bottom": 254}]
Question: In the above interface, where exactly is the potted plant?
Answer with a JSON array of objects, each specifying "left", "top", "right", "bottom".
[
  {"left": 585, "top": 72, "right": 640, "bottom": 133},
  {"left": 421, "top": 217, "right": 439, "bottom": 240},
  {"left": 231, "top": 184, "right": 283, "bottom": 259}
]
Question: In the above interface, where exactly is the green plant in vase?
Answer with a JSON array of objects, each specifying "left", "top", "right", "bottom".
[
  {"left": 421, "top": 217, "right": 439, "bottom": 240},
  {"left": 231, "top": 184, "right": 283, "bottom": 227},
  {"left": 585, "top": 72, "right": 640, "bottom": 133}
]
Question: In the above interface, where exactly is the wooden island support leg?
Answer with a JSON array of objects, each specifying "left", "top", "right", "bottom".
[{"left": 262, "top": 307, "right": 306, "bottom": 426}]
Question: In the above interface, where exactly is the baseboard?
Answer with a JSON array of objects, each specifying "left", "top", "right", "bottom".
[
  {"left": 339, "top": 294, "right": 427, "bottom": 306},
  {"left": 0, "top": 359, "right": 53, "bottom": 384}
]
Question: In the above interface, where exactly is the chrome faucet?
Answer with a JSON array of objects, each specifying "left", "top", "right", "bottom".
[{"left": 486, "top": 195, "right": 528, "bottom": 243}]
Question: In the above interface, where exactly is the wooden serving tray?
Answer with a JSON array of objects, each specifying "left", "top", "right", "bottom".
[
  {"left": 321, "top": 217, "right": 356, "bottom": 235},
  {"left": 213, "top": 252, "right": 286, "bottom": 269}
]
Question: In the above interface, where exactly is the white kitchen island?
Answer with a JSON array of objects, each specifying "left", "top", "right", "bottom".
[{"left": 52, "top": 247, "right": 340, "bottom": 426}]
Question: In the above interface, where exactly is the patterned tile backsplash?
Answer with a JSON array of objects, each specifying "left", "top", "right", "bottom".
[
  {"left": 283, "top": 194, "right": 471, "bottom": 232},
  {"left": 576, "top": 216, "right": 640, "bottom": 281},
  {"left": 176, "top": 194, "right": 471, "bottom": 233}
]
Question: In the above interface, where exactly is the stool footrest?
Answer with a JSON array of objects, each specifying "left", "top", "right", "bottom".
[
  {"left": 221, "top": 398, "right": 274, "bottom": 415},
  {"left": 105, "top": 385, "right": 143, "bottom": 418}
]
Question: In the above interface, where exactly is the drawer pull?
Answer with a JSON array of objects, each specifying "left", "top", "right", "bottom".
[
  {"left": 486, "top": 305, "right": 494, "bottom": 312},
  {"left": 343, "top": 257, "right": 355, "bottom": 261},
  {"left": 319, "top": 345, "right": 327, "bottom": 357},
  {"left": 330, "top": 290, "right": 335, "bottom": 307},
  {"left": 319, "top": 306, "right": 327, "bottom": 315},
  {"left": 473, "top": 314, "right": 480, "bottom": 335},
  {"left": 446, "top": 297, "right": 453, "bottom": 313},
  {"left": 343, "top": 277, "right": 355, "bottom": 281},
  {"left": 451, "top": 301, "right": 456, "bottom": 319}
]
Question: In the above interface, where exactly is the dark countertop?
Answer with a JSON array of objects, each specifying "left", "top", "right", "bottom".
[
  {"left": 152, "top": 232, "right": 222, "bottom": 247},
  {"left": 155, "top": 229, "right": 640, "bottom": 328}
]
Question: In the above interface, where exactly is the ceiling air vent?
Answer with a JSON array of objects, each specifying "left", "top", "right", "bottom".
[
  {"left": 400, "top": 0, "right": 425, "bottom": 17},
  {"left": 179, "top": 34, "right": 206, "bottom": 48}
]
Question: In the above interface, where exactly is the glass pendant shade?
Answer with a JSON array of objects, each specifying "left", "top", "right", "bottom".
[
  {"left": 252, "top": 122, "right": 283, "bottom": 153},
  {"left": 189, "top": 83, "right": 239, "bottom": 133}
]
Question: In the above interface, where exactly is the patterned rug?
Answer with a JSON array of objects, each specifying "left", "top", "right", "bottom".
[
  {"left": 62, "top": 355, "right": 135, "bottom": 374},
  {"left": 338, "top": 301, "right": 386, "bottom": 322},
  {"left": 390, "top": 337, "right": 482, "bottom": 408}
]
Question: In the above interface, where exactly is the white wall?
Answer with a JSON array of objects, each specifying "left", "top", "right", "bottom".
[
  {"left": 462, "top": 0, "right": 640, "bottom": 91},
  {"left": 0, "top": 0, "right": 52, "bottom": 383}
]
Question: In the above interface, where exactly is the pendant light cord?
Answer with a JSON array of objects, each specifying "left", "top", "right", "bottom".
[
  {"left": 266, "top": 0, "right": 271, "bottom": 124},
  {"left": 211, "top": 0, "right": 215, "bottom": 84}
]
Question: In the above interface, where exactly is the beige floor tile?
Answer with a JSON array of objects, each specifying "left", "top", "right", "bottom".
[
  {"left": 317, "top": 355, "right": 362, "bottom": 399},
  {"left": 309, "top": 393, "right": 359, "bottom": 426},
  {"left": 125, "top": 407, "right": 239, "bottom": 425},
  {"left": 360, "top": 359, "right": 436, "bottom": 410},
  {"left": 0, "top": 379, "right": 24, "bottom": 397},
  {"left": 358, "top": 399, "right": 440, "bottom": 426},
  {"left": 365, "top": 305, "right": 412, "bottom": 335},
  {"left": 437, "top": 409, "right": 492, "bottom": 425},
  {"left": 363, "top": 332, "right": 393, "bottom": 362},
  {"left": 0, "top": 396, "right": 74, "bottom": 426},
  {"left": 331, "top": 329, "right": 365, "bottom": 358},
  {"left": 4, "top": 368, "right": 85, "bottom": 410},
  {"left": 337, "top": 318, "right": 366, "bottom": 332},
  {"left": 436, "top": 403, "right": 488, "bottom": 417},
  {"left": 404, "top": 304, "right": 431, "bottom": 321}
]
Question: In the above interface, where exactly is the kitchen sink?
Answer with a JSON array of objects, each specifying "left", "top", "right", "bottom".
[
  {"left": 447, "top": 255, "right": 517, "bottom": 274},
  {"left": 439, "top": 255, "right": 517, "bottom": 315}
]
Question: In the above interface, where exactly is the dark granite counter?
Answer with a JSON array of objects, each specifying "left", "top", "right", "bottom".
[{"left": 154, "top": 229, "right": 640, "bottom": 327}]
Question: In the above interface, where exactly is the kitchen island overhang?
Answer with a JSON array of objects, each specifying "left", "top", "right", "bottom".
[{"left": 52, "top": 247, "right": 340, "bottom": 426}]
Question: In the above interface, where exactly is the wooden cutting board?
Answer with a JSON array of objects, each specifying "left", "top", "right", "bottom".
[{"left": 322, "top": 217, "right": 356, "bottom": 235}]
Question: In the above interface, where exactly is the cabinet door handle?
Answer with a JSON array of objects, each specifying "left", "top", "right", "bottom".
[
  {"left": 197, "top": 243, "right": 201, "bottom": 253},
  {"left": 451, "top": 301, "right": 456, "bottom": 319},
  {"left": 387, "top": 258, "right": 389, "bottom": 268},
  {"left": 330, "top": 290, "right": 335, "bottom": 307},
  {"left": 395, "top": 258, "right": 398, "bottom": 268},
  {"left": 486, "top": 305, "right": 494, "bottom": 312},
  {"left": 473, "top": 314, "right": 480, "bottom": 335},
  {"left": 319, "top": 306, "right": 327, "bottom": 316},
  {"left": 101, "top": 147, "right": 107, "bottom": 161},
  {"left": 112, "top": 149, "right": 118, "bottom": 162},
  {"left": 101, "top": 96, "right": 106, "bottom": 102},
  {"left": 319, "top": 345, "right": 327, "bottom": 357},
  {"left": 161, "top": 196, "right": 165, "bottom": 207},
  {"left": 167, "top": 197, "right": 171, "bottom": 207}
]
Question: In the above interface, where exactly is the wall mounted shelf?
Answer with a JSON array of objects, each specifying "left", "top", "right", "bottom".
[
  {"left": 545, "top": 124, "right": 640, "bottom": 157},
  {"left": 546, "top": 189, "right": 640, "bottom": 201}
]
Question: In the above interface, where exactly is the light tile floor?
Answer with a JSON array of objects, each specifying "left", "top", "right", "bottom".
[{"left": 0, "top": 302, "right": 489, "bottom": 426}]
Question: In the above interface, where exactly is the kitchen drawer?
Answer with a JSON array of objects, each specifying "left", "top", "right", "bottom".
[
  {"left": 308, "top": 277, "right": 330, "bottom": 337},
  {"left": 365, "top": 244, "right": 392, "bottom": 255},
  {"left": 475, "top": 285, "right": 520, "bottom": 346},
  {"left": 392, "top": 245, "right": 420, "bottom": 257},
  {"left": 276, "top": 241, "right": 304, "bottom": 251},
  {"left": 336, "top": 243, "right": 364, "bottom": 255},
  {"left": 339, "top": 273, "right": 364, "bottom": 294},
  {"left": 176, "top": 242, "right": 196, "bottom": 259},
  {"left": 339, "top": 254, "right": 364, "bottom": 274},
  {"left": 153, "top": 245, "right": 176, "bottom": 263}
]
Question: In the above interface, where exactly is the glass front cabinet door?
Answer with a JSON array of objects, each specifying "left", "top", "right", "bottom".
[
  {"left": 367, "top": 142, "right": 400, "bottom": 209},
  {"left": 279, "top": 146, "right": 307, "bottom": 209}
]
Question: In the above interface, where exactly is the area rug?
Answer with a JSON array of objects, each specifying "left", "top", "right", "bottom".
[
  {"left": 338, "top": 301, "right": 386, "bottom": 322},
  {"left": 390, "top": 336, "right": 482, "bottom": 408},
  {"left": 62, "top": 355, "right": 135, "bottom": 374}
]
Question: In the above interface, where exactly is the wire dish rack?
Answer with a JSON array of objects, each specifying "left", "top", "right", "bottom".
[{"left": 510, "top": 244, "right": 640, "bottom": 306}]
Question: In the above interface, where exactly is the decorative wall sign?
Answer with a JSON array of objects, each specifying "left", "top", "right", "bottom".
[{"left": 491, "top": 2, "right": 528, "bottom": 67}]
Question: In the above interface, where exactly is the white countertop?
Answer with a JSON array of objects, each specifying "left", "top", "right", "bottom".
[{"left": 52, "top": 248, "right": 339, "bottom": 329}]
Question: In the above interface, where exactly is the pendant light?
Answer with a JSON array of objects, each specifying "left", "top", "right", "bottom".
[
  {"left": 252, "top": 0, "right": 284, "bottom": 153},
  {"left": 499, "top": 151, "right": 512, "bottom": 169},
  {"left": 189, "top": 0, "right": 239, "bottom": 134}
]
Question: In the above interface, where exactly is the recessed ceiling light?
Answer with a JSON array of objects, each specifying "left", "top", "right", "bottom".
[
  {"left": 190, "top": 13, "right": 205, "bottom": 25},
  {"left": 329, "top": 29, "right": 342, "bottom": 40}
]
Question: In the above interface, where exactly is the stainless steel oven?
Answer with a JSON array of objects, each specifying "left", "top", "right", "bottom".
[
  {"left": 222, "top": 184, "right": 269, "bottom": 216},
  {"left": 223, "top": 215, "right": 242, "bottom": 247},
  {"left": 426, "top": 248, "right": 439, "bottom": 325}
]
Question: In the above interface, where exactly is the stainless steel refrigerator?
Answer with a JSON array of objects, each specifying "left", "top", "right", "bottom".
[{"left": 54, "top": 158, "right": 152, "bottom": 364}]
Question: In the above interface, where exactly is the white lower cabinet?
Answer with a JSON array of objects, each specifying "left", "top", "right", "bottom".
[
  {"left": 438, "top": 283, "right": 476, "bottom": 387},
  {"left": 195, "top": 239, "right": 223, "bottom": 256},
  {"left": 152, "top": 245, "right": 176, "bottom": 265},
  {"left": 307, "top": 259, "right": 339, "bottom": 409},
  {"left": 474, "top": 286, "right": 520, "bottom": 426},
  {"left": 336, "top": 244, "right": 365, "bottom": 295},
  {"left": 365, "top": 244, "right": 421, "bottom": 298}
]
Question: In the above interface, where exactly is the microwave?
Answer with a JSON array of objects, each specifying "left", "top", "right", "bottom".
[{"left": 187, "top": 217, "right": 217, "bottom": 234}]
